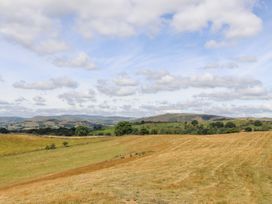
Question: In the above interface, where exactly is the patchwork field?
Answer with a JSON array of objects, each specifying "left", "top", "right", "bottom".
[{"left": 0, "top": 132, "right": 271, "bottom": 203}]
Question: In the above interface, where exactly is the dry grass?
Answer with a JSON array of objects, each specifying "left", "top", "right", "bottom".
[{"left": 0, "top": 132, "right": 272, "bottom": 203}]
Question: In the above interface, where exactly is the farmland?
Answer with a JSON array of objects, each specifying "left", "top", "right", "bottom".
[{"left": 0, "top": 132, "right": 272, "bottom": 203}]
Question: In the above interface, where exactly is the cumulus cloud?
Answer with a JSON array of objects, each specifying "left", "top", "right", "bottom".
[
  {"left": 15, "top": 97, "right": 27, "bottom": 104},
  {"left": 0, "top": 100, "right": 10, "bottom": 105},
  {"left": 59, "top": 89, "right": 96, "bottom": 106},
  {"left": 195, "top": 86, "right": 272, "bottom": 101},
  {"left": 0, "top": 0, "right": 262, "bottom": 53},
  {"left": 53, "top": 52, "right": 96, "bottom": 70},
  {"left": 33, "top": 96, "right": 46, "bottom": 106},
  {"left": 114, "top": 73, "right": 138, "bottom": 86},
  {"left": 97, "top": 79, "right": 137, "bottom": 97},
  {"left": 33, "top": 40, "right": 70, "bottom": 55},
  {"left": 13, "top": 77, "right": 78, "bottom": 90},
  {"left": 140, "top": 69, "right": 261, "bottom": 94}
]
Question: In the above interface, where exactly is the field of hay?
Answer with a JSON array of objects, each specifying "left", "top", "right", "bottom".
[{"left": 0, "top": 132, "right": 271, "bottom": 203}]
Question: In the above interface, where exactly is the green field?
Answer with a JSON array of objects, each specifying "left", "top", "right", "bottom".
[{"left": 0, "top": 134, "right": 124, "bottom": 187}]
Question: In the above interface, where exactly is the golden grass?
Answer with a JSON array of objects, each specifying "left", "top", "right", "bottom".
[{"left": 0, "top": 132, "right": 272, "bottom": 203}]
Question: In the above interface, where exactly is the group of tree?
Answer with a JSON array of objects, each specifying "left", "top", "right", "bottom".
[
  {"left": 0, "top": 128, "right": 9, "bottom": 134},
  {"left": 113, "top": 120, "right": 268, "bottom": 136}
]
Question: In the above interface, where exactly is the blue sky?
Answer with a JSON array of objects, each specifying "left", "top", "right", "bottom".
[{"left": 0, "top": 0, "right": 272, "bottom": 117}]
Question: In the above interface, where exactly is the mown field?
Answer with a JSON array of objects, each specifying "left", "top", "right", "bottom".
[{"left": 0, "top": 132, "right": 272, "bottom": 203}]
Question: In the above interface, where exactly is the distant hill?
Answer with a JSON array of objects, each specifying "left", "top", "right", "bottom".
[
  {"left": 0, "top": 117, "right": 25, "bottom": 124},
  {"left": 31, "top": 115, "right": 133, "bottom": 124},
  {"left": 0, "top": 115, "right": 133, "bottom": 130},
  {"left": 136, "top": 113, "right": 231, "bottom": 123}
]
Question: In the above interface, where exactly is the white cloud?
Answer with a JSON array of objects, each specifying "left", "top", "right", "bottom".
[
  {"left": 33, "top": 39, "right": 70, "bottom": 55},
  {"left": 33, "top": 96, "right": 46, "bottom": 106},
  {"left": 15, "top": 97, "right": 27, "bottom": 104},
  {"left": 59, "top": 89, "right": 96, "bottom": 106},
  {"left": 0, "top": 0, "right": 262, "bottom": 53},
  {"left": 195, "top": 85, "right": 272, "bottom": 101},
  {"left": 13, "top": 77, "right": 78, "bottom": 90},
  {"left": 114, "top": 73, "right": 138, "bottom": 86},
  {"left": 97, "top": 79, "right": 137, "bottom": 97},
  {"left": 140, "top": 70, "right": 261, "bottom": 93},
  {"left": 53, "top": 52, "right": 96, "bottom": 70},
  {"left": 205, "top": 40, "right": 229, "bottom": 49}
]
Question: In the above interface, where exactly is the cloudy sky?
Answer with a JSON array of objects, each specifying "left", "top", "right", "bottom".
[{"left": 0, "top": 0, "right": 272, "bottom": 117}]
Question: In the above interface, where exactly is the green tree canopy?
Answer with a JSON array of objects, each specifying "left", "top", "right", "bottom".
[
  {"left": 75, "top": 126, "right": 90, "bottom": 136},
  {"left": 114, "top": 121, "right": 133, "bottom": 136},
  {"left": 191, "top": 120, "right": 199, "bottom": 126}
]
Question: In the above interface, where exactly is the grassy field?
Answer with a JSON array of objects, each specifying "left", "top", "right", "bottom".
[{"left": 0, "top": 132, "right": 272, "bottom": 203}]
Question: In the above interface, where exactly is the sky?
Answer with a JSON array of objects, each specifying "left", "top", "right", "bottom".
[{"left": 0, "top": 0, "right": 272, "bottom": 118}]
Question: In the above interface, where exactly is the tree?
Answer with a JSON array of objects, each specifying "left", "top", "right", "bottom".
[
  {"left": 139, "top": 127, "right": 149, "bottom": 135},
  {"left": 225, "top": 122, "right": 236, "bottom": 128},
  {"left": 150, "top": 129, "right": 158, "bottom": 134},
  {"left": 191, "top": 120, "right": 199, "bottom": 126},
  {"left": 114, "top": 121, "right": 133, "bottom": 136},
  {"left": 254, "top": 120, "right": 262, "bottom": 127},
  {"left": 0, "top": 128, "right": 9, "bottom": 134},
  {"left": 210, "top": 122, "right": 224, "bottom": 128},
  {"left": 245, "top": 127, "right": 253, "bottom": 132},
  {"left": 75, "top": 126, "right": 89, "bottom": 136}
]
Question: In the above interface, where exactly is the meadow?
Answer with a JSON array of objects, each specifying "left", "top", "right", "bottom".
[{"left": 0, "top": 132, "right": 271, "bottom": 203}]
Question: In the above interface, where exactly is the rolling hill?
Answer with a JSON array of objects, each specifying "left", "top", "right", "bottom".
[{"left": 137, "top": 113, "right": 231, "bottom": 122}]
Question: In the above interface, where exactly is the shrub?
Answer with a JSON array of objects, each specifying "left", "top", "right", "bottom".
[
  {"left": 139, "top": 127, "right": 149, "bottom": 135},
  {"left": 210, "top": 122, "right": 224, "bottom": 128},
  {"left": 150, "top": 129, "right": 158, "bottom": 134},
  {"left": 225, "top": 122, "right": 236, "bottom": 128},
  {"left": 45, "top": 143, "right": 56, "bottom": 150},
  {"left": 191, "top": 120, "right": 199, "bottom": 126},
  {"left": 63, "top": 141, "right": 69, "bottom": 147},
  {"left": 254, "top": 120, "right": 262, "bottom": 127},
  {"left": 0, "top": 128, "right": 9, "bottom": 134},
  {"left": 50, "top": 143, "right": 56, "bottom": 149},
  {"left": 75, "top": 126, "right": 89, "bottom": 136},
  {"left": 114, "top": 121, "right": 133, "bottom": 136},
  {"left": 245, "top": 127, "right": 253, "bottom": 132}
]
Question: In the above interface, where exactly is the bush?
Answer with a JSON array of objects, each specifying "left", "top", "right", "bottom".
[
  {"left": 225, "top": 122, "right": 236, "bottom": 128},
  {"left": 45, "top": 143, "right": 56, "bottom": 150},
  {"left": 150, "top": 129, "right": 158, "bottom": 134},
  {"left": 191, "top": 120, "right": 199, "bottom": 126},
  {"left": 139, "top": 127, "right": 149, "bottom": 135},
  {"left": 114, "top": 121, "right": 133, "bottom": 136},
  {"left": 63, "top": 141, "right": 69, "bottom": 147},
  {"left": 75, "top": 126, "right": 89, "bottom": 136},
  {"left": 254, "top": 120, "right": 262, "bottom": 127},
  {"left": 210, "top": 122, "right": 224, "bottom": 128},
  {"left": 245, "top": 127, "right": 253, "bottom": 132},
  {"left": 0, "top": 128, "right": 9, "bottom": 134}
]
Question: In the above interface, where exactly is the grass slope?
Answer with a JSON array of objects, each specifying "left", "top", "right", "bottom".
[{"left": 0, "top": 132, "right": 272, "bottom": 203}]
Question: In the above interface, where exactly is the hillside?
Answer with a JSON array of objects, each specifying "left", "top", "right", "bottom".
[
  {"left": 0, "top": 115, "right": 133, "bottom": 130},
  {"left": 0, "top": 132, "right": 271, "bottom": 203},
  {"left": 137, "top": 113, "right": 231, "bottom": 122}
]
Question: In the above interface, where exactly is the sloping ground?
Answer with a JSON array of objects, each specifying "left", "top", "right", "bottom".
[
  {"left": 0, "top": 132, "right": 272, "bottom": 203},
  {"left": 137, "top": 113, "right": 230, "bottom": 122}
]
